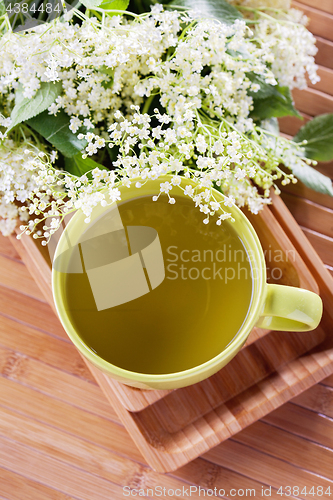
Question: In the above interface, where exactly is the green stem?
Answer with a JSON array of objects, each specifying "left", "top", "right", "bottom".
[
  {"left": 238, "top": 7, "right": 298, "bottom": 26},
  {"left": 142, "top": 93, "right": 155, "bottom": 115},
  {"left": 178, "top": 19, "right": 197, "bottom": 42}
]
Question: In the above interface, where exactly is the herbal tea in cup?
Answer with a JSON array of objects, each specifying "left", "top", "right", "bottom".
[{"left": 52, "top": 176, "right": 323, "bottom": 390}]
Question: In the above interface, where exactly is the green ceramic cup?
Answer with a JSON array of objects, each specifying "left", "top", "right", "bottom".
[{"left": 52, "top": 176, "right": 323, "bottom": 390}]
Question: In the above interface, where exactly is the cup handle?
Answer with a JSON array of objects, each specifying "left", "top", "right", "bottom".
[{"left": 256, "top": 284, "right": 323, "bottom": 332}]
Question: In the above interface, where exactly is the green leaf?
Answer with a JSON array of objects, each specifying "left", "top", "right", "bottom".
[
  {"left": 65, "top": 153, "right": 107, "bottom": 177},
  {"left": 99, "top": 65, "right": 114, "bottom": 78},
  {"left": 98, "top": 65, "right": 114, "bottom": 89},
  {"left": 100, "top": 0, "right": 129, "bottom": 11},
  {"left": 168, "top": 0, "right": 242, "bottom": 25},
  {"left": 293, "top": 113, "right": 333, "bottom": 162},
  {"left": 251, "top": 86, "right": 300, "bottom": 121},
  {"left": 0, "top": 0, "right": 5, "bottom": 16},
  {"left": 27, "top": 110, "right": 87, "bottom": 158},
  {"left": 247, "top": 73, "right": 279, "bottom": 100},
  {"left": 288, "top": 161, "right": 333, "bottom": 197},
  {"left": 8, "top": 82, "right": 62, "bottom": 132},
  {"left": 81, "top": 0, "right": 129, "bottom": 10}
]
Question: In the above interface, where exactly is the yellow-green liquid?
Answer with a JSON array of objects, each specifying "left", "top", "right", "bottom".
[{"left": 64, "top": 195, "right": 253, "bottom": 374}]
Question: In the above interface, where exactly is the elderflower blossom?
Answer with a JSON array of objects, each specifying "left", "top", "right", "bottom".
[
  {"left": 0, "top": 140, "right": 47, "bottom": 235},
  {"left": 0, "top": 5, "right": 320, "bottom": 241},
  {"left": 227, "top": 0, "right": 318, "bottom": 89}
]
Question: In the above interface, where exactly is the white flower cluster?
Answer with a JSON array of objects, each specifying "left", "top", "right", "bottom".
[
  {"left": 227, "top": 0, "right": 318, "bottom": 89},
  {"left": 134, "top": 15, "right": 277, "bottom": 134},
  {"left": 0, "top": 140, "right": 44, "bottom": 235},
  {"left": 0, "top": 8, "right": 183, "bottom": 126},
  {"left": 0, "top": 4, "right": 319, "bottom": 240},
  {"left": 251, "top": 11, "right": 319, "bottom": 89}
]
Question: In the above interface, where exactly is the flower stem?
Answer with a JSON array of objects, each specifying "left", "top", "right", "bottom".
[{"left": 142, "top": 94, "right": 155, "bottom": 115}]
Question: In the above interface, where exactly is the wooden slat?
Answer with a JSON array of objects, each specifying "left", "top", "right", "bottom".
[
  {"left": 293, "top": 1, "right": 333, "bottom": 41},
  {"left": 0, "top": 468, "right": 76, "bottom": 500},
  {"left": 281, "top": 181, "right": 333, "bottom": 210},
  {"left": 326, "top": 265, "right": 333, "bottom": 277},
  {"left": 322, "top": 374, "right": 333, "bottom": 387},
  {"left": 292, "top": 384, "right": 333, "bottom": 418},
  {"left": 293, "top": 87, "right": 333, "bottom": 116},
  {"left": 10, "top": 232, "right": 55, "bottom": 310},
  {"left": 280, "top": 192, "right": 333, "bottom": 239},
  {"left": 301, "top": 227, "right": 333, "bottom": 267},
  {"left": 278, "top": 113, "right": 310, "bottom": 137},
  {"left": 315, "top": 36, "right": 333, "bottom": 70},
  {"left": 0, "top": 375, "right": 144, "bottom": 463},
  {"left": 315, "top": 160, "right": 333, "bottom": 179},
  {"left": 0, "top": 234, "right": 21, "bottom": 261},
  {"left": 0, "top": 286, "right": 67, "bottom": 341},
  {"left": 175, "top": 460, "right": 289, "bottom": 500},
  {"left": 295, "top": 0, "right": 333, "bottom": 15},
  {"left": 0, "top": 314, "right": 94, "bottom": 383},
  {"left": 307, "top": 65, "right": 333, "bottom": 96},
  {"left": 0, "top": 254, "right": 46, "bottom": 302},
  {"left": 233, "top": 420, "right": 333, "bottom": 480},
  {"left": 0, "top": 437, "right": 126, "bottom": 500},
  {"left": 204, "top": 439, "right": 333, "bottom": 493},
  {"left": 0, "top": 345, "right": 117, "bottom": 423},
  {"left": 0, "top": 406, "right": 201, "bottom": 500},
  {"left": 263, "top": 403, "right": 333, "bottom": 448}
]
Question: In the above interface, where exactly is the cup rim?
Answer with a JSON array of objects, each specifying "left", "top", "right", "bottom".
[{"left": 52, "top": 175, "right": 267, "bottom": 384}]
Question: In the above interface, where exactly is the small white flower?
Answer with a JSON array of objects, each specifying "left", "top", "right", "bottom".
[
  {"left": 171, "top": 175, "right": 181, "bottom": 186},
  {"left": 160, "top": 182, "right": 172, "bottom": 193},
  {"left": 223, "top": 196, "right": 235, "bottom": 208},
  {"left": 69, "top": 117, "right": 82, "bottom": 133},
  {"left": 184, "top": 185, "right": 194, "bottom": 197},
  {"left": 83, "top": 119, "right": 94, "bottom": 130},
  {"left": 109, "top": 188, "right": 121, "bottom": 202},
  {"left": 210, "top": 201, "right": 220, "bottom": 211}
]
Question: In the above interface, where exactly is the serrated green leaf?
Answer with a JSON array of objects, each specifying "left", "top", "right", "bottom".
[
  {"left": 288, "top": 161, "right": 333, "bottom": 197},
  {"left": 8, "top": 81, "right": 62, "bottom": 132},
  {"left": 27, "top": 110, "right": 87, "bottom": 158},
  {"left": 168, "top": 0, "right": 242, "bottom": 25},
  {"left": 65, "top": 153, "right": 107, "bottom": 177},
  {"left": 293, "top": 113, "right": 333, "bottom": 162},
  {"left": 251, "top": 86, "right": 300, "bottom": 121}
]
